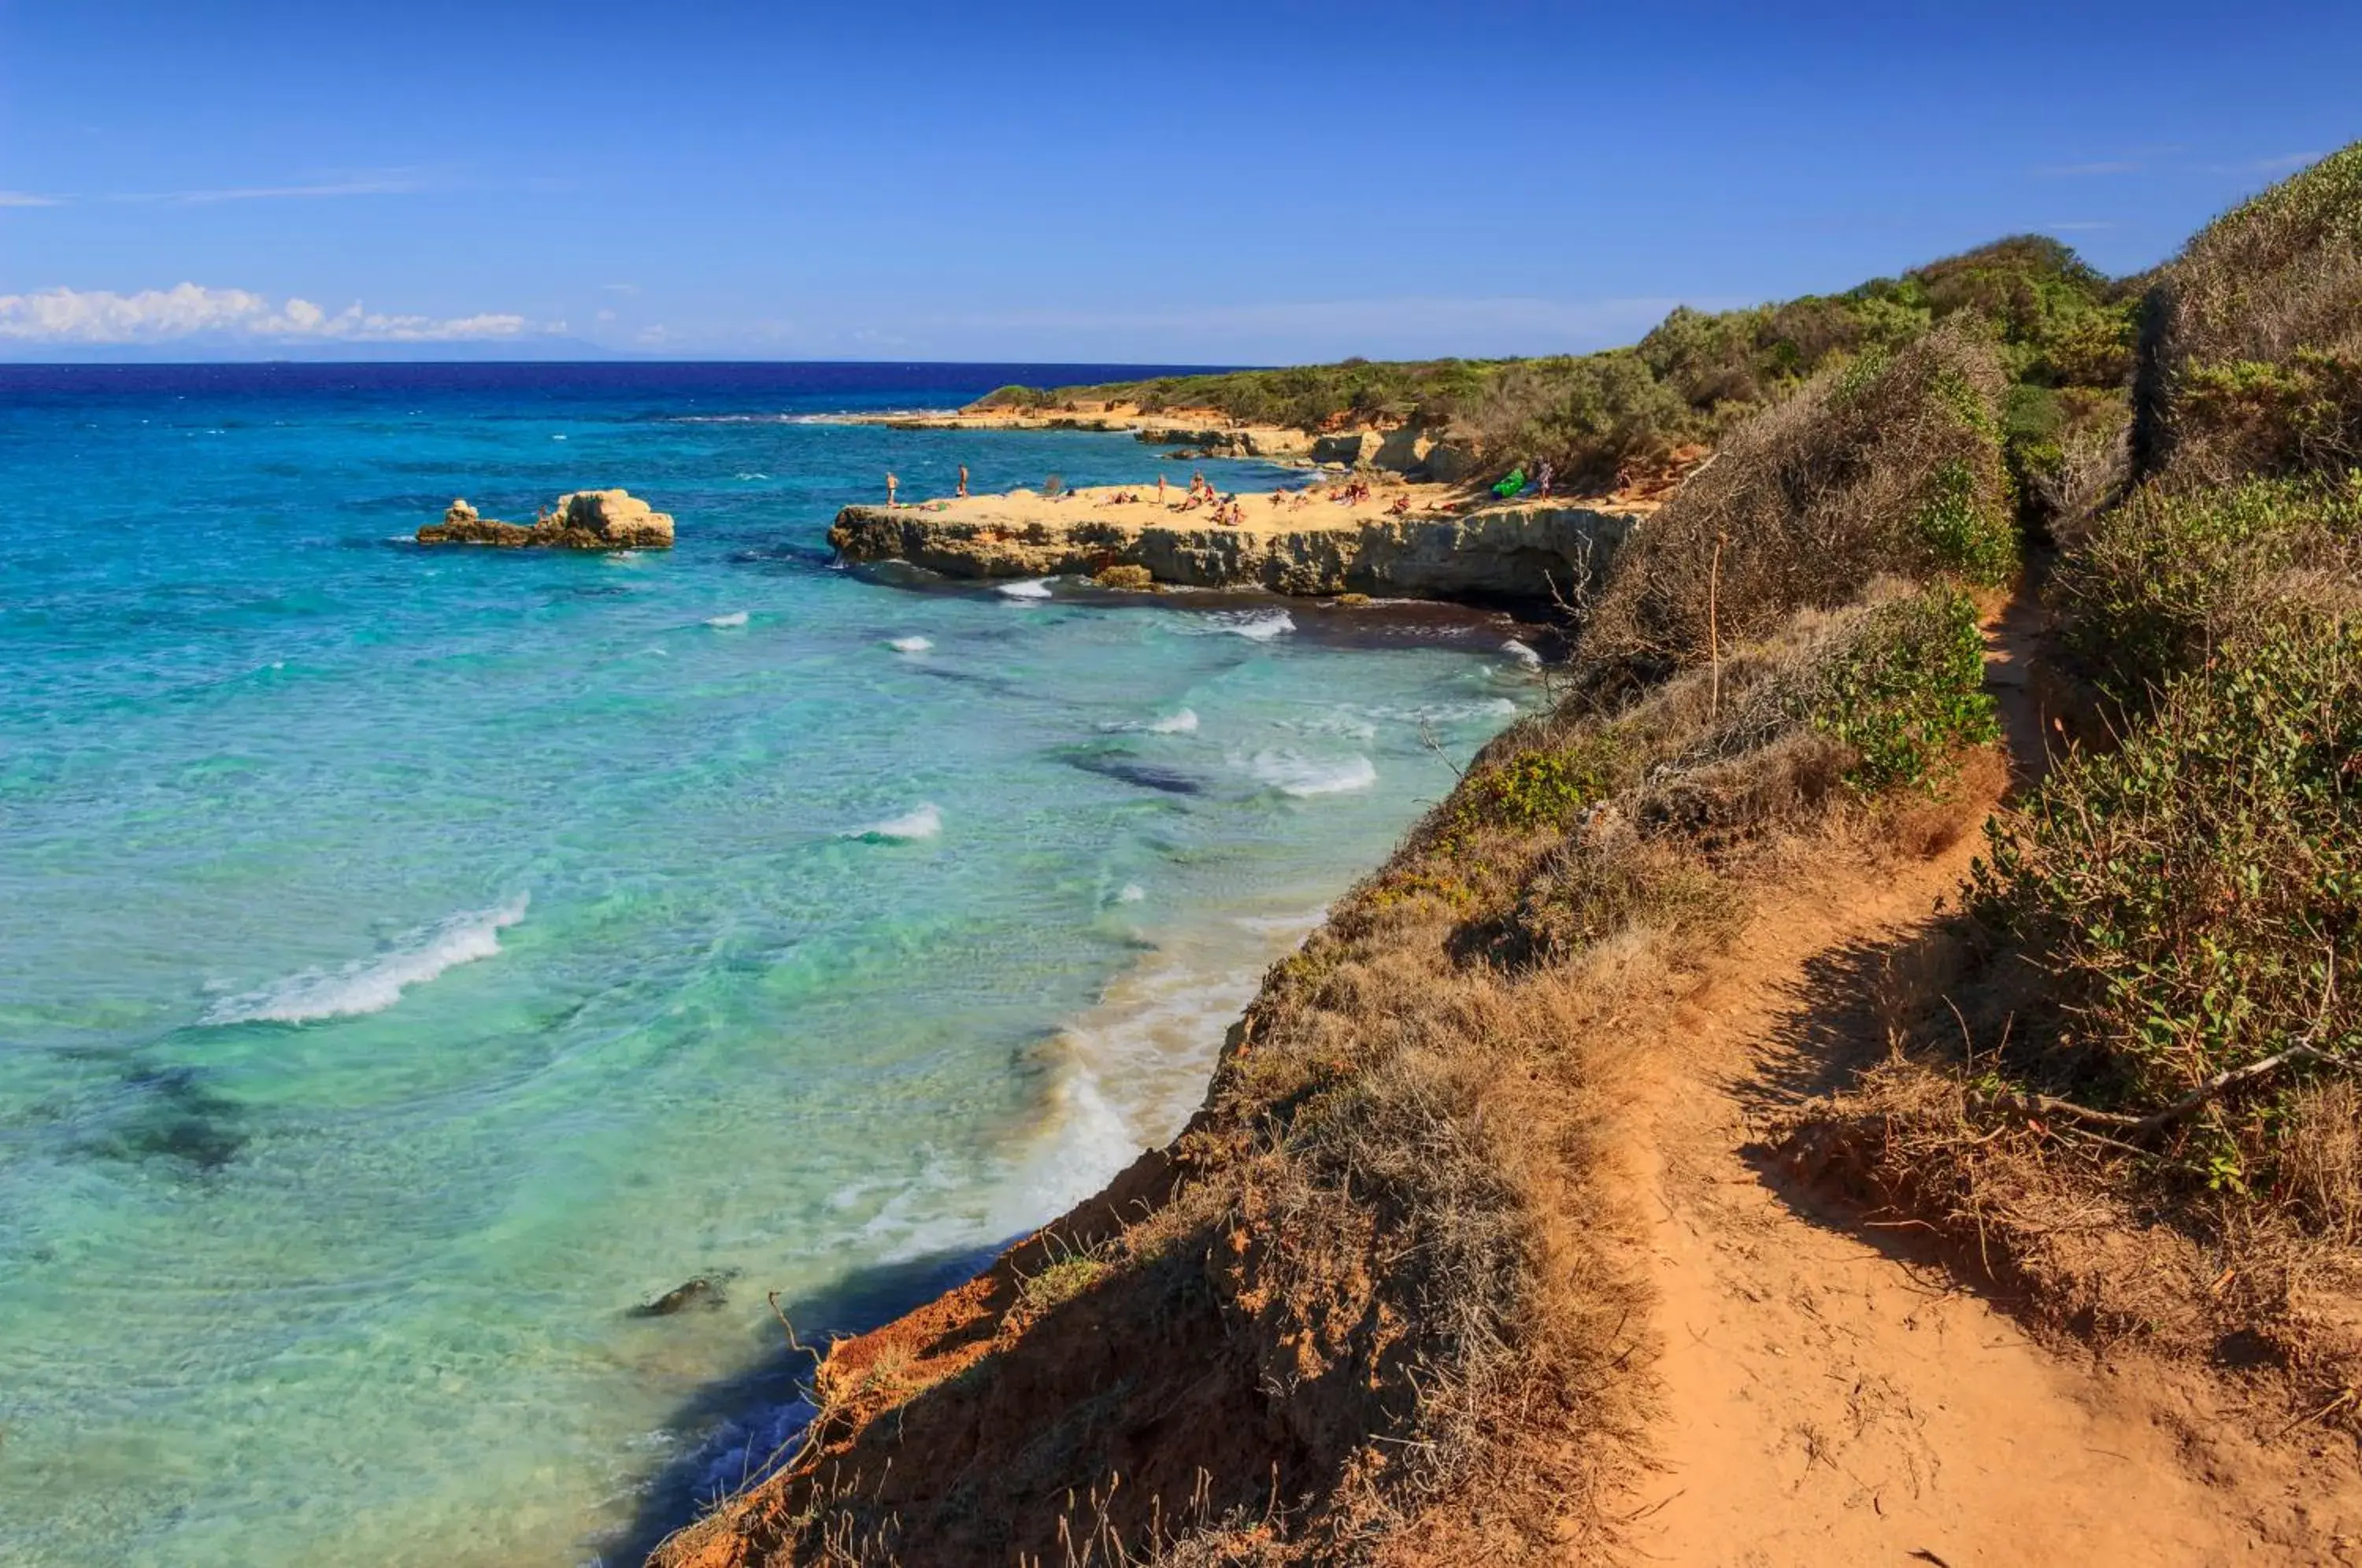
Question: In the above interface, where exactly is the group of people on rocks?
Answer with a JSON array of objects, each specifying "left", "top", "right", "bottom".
[{"left": 884, "top": 461, "right": 1437, "bottom": 524}]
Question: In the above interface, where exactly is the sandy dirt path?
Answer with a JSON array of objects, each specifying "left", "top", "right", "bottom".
[{"left": 1616, "top": 600, "right": 2360, "bottom": 1566}]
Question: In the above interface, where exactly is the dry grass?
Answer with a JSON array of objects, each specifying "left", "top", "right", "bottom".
[
  {"left": 1575, "top": 324, "right": 2013, "bottom": 689},
  {"left": 1783, "top": 997, "right": 2362, "bottom": 1436}
]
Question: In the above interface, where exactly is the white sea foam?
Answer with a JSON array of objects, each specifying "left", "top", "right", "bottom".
[
  {"left": 1372, "top": 696, "right": 1520, "bottom": 723},
  {"left": 846, "top": 804, "right": 941, "bottom": 841},
  {"left": 550, "top": 434, "right": 567, "bottom": 441},
  {"left": 888, "top": 635, "right": 932, "bottom": 653},
  {"left": 204, "top": 897, "right": 529, "bottom": 1025},
  {"left": 735, "top": 471, "right": 770, "bottom": 480},
  {"left": 705, "top": 611, "right": 750, "bottom": 628},
  {"left": 1501, "top": 638, "right": 1542, "bottom": 667},
  {"left": 1250, "top": 751, "right": 1377, "bottom": 797},
  {"left": 996, "top": 578, "right": 1054, "bottom": 600},
  {"left": 1005, "top": 905, "right": 1331, "bottom": 1217},
  {"left": 1181, "top": 609, "right": 1294, "bottom": 641},
  {"left": 1147, "top": 707, "right": 1198, "bottom": 734},
  {"left": 1288, "top": 710, "right": 1378, "bottom": 741},
  {"left": 1116, "top": 883, "right": 1146, "bottom": 904}
]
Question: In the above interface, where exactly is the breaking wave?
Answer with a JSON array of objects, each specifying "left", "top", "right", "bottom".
[
  {"left": 203, "top": 897, "right": 529, "bottom": 1025},
  {"left": 846, "top": 804, "right": 942, "bottom": 841},
  {"left": 1250, "top": 752, "right": 1377, "bottom": 797}
]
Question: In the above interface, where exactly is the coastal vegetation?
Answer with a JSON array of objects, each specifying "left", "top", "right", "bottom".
[
  {"left": 661, "top": 142, "right": 2362, "bottom": 1564},
  {"left": 975, "top": 234, "right": 2135, "bottom": 508},
  {"left": 1794, "top": 141, "right": 2362, "bottom": 1429}
]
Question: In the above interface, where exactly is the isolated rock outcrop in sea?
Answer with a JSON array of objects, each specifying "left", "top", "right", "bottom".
[{"left": 416, "top": 490, "right": 676, "bottom": 549}]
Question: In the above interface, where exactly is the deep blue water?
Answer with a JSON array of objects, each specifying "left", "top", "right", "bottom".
[{"left": 0, "top": 362, "right": 1537, "bottom": 1566}]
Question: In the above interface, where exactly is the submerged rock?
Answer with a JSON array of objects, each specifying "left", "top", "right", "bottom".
[
  {"left": 631, "top": 1274, "right": 729, "bottom": 1318},
  {"left": 417, "top": 490, "right": 675, "bottom": 550}
]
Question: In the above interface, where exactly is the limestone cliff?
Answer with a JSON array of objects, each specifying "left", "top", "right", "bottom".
[{"left": 827, "top": 498, "right": 1634, "bottom": 604}]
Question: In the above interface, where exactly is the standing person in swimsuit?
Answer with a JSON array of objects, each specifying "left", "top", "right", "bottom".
[
  {"left": 886, "top": 472, "right": 898, "bottom": 508},
  {"left": 957, "top": 464, "right": 969, "bottom": 498}
]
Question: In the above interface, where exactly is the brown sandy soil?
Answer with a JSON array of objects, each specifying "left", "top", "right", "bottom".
[{"left": 1611, "top": 602, "right": 2362, "bottom": 1566}]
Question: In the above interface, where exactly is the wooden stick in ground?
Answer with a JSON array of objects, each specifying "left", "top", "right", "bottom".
[{"left": 1708, "top": 531, "right": 1727, "bottom": 723}]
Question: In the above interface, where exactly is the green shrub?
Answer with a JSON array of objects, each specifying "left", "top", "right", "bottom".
[
  {"left": 1017, "top": 1253, "right": 1105, "bottom": 1313},
  {"left": 2053, "top": 473, "right": 2362, "bottom": 703},
  {"left": 2140, "top": 142, "right": 2362, "bottom": 483},
  {"left": 2174, "top": 351, "right": 2362, "bottom": 481},
  {"left": 975, "top": 383, "right": 1054, "bottom": 411},
  {"left": 1449, "top": 730, "right": 1638, "bottom": 834},
  {"left": 1974, "top": 616, "right": 2362, "bottom": 1137},
  {"left": 1810, "top": 587, "right": 1997, "bottom": 792}
]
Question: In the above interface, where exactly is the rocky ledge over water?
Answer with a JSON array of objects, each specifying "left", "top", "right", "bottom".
[
  {"left": 827, "top": 488, "right": 1639, "bottom": 604},
  {"left": 417, "top": 490, "right": 675, "bottom": 549}
]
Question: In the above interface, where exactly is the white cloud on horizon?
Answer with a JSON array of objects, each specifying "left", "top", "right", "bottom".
[
  {"left": 0, "top": 283, "right": 528, "bottom": 343},
  {"left": 114, "top": 178, "right": 423, "bottom": 205},
  {"left": 0, "top": 190, "right": 61, "bottom": 208}
]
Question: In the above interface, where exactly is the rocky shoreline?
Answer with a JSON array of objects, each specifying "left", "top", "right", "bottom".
[{"left": 828, "top": 487, "right": 1639, "bottom": 605}]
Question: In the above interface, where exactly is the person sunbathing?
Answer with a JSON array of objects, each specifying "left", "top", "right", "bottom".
[{"left": 1389, "top": 494, "right": 1412, "bottom": 516}]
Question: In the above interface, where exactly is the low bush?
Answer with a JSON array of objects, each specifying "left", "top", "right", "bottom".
[
  {"left": 1809, "top": 586, "right": 1997, "bottom": 793},
  {"left": 2051, "top": 472, "right": 2362, "bottom": 705},
  {"left": 1446, "top": 728, "right": 1640, "bottom": 835},
  {"left": 2138, "top": 139, "right": 2362, "bottom": 483},
  {"left": 1972, "top": 615, "right": 2362, "bottom": 1185},
  {"left": 1576, "top": 324, "right": 2013, "bottom": 682}
]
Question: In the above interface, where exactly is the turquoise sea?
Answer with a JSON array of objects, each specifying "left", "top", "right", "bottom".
[{"left": 0, "top": 363, "right": 1540, "bottom": 1566}]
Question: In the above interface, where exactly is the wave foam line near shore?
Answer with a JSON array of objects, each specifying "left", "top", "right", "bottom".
[
  {"left": 203, "top": 897, "right": 530, "bottom": 1025},
  {"left": 1250, "top": 751, "right": 1377, "bottom": 797}
]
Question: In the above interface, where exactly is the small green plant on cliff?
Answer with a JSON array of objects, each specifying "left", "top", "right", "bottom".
[
  {"left": 1016, "top": 1252, "right": 1106, "bottom": 1315},
  {"left": 1447, "top": 730, "right": 1638, "bottom": 834},
  {"left": 1810, "top": 587, "right": 1997, "bottom": 793}
]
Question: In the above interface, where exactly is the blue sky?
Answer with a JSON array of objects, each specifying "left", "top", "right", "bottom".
[{"left": 2, "top": 0, "right": 2355, "bottom": 362}]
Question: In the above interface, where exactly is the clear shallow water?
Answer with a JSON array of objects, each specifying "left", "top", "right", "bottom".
[{"left": 0, "top": 364, "right": 1539, "bottom": 1567}]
